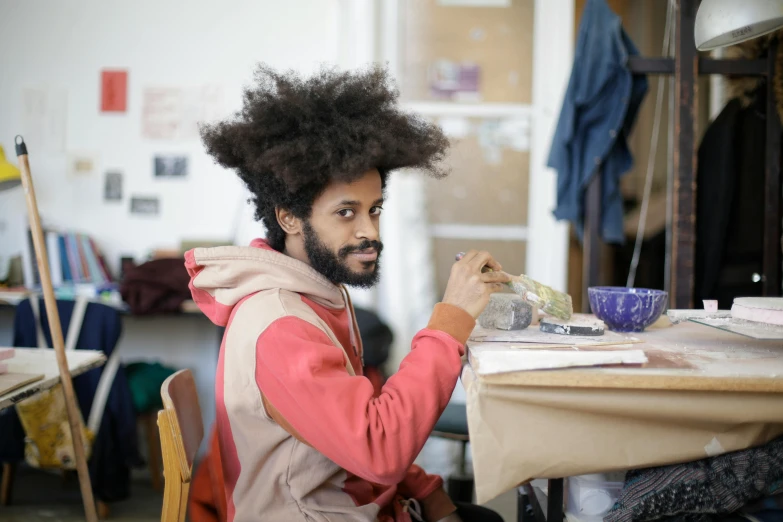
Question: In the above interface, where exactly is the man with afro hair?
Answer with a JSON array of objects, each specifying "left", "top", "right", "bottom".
[{"left": 185, "top": 64, "right": 509, "bottom": 522}]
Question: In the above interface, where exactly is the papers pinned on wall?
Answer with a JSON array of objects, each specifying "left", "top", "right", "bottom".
[
  {"left": 21, "top": 87, "right": 67, "bottom": 154},
  {"left": 142, "top": 85, "right": 224, "bottom": 141}
]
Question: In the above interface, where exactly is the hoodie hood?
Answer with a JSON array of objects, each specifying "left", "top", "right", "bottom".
[{"left": 184, "top": 238, "right": 345, "bottom": 326}]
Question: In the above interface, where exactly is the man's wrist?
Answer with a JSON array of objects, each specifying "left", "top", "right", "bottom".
[
  {"left": 427, "top": 303, "right": 476, "bottom": 345},
  {"left": 421, "top": 486, "right": 458, "bottom": 521}
]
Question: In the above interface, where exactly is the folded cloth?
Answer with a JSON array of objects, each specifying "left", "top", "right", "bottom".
[
  {"left": 605, "top": 436, "right": 783, "bottom": 522},
  {"left": 120, "top": 258, "right": 191, "bottom": 315}
]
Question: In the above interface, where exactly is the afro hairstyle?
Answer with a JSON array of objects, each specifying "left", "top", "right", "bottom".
[{"left": 200, "top": 63, "right": 450, "bottom": 252}]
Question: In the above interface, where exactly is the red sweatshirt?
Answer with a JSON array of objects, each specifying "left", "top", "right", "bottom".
[{"left": 185, "top": 239, "right": 475, "bottom": 522}]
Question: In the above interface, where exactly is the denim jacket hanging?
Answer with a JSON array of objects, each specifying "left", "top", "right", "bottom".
[{"left": 547, "top": 0, "right": 649, "bottom": 244}]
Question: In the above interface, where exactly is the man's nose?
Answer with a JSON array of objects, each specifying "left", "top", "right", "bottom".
[{"left": 355, "top": 214, "right": 380, "bottom": 243}]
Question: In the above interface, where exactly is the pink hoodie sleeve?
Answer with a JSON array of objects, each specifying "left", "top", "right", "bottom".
[{"left": 254, "top": 303, "right": 474, "bottom": 486}]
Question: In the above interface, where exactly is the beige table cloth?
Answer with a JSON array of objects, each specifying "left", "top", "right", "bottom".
[{"left": 463, "top": 321, "right": 783, "bottom": 503}]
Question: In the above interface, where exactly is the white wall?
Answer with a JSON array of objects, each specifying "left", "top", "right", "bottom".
[
  {"left": 0, "top": 0, "right": 342, "bottom": 455},
  {"left": 0, "top": 0, "right": 340, "bottom": 273}
]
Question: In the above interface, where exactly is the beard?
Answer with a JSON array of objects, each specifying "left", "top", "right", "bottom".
[{"left": 302, "top": 221, "right": 383, "bottom": 288}]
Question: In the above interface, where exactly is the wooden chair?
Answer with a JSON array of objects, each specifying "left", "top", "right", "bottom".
[{"left": 158, "top": 370, "right": 204, "bottom": 522}]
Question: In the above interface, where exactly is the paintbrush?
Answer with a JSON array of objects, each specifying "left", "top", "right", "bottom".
[{"left": 456, "top": 252, "right": 573, "bottom": 321}]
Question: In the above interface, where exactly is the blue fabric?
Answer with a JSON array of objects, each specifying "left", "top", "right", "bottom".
[
  {"left": 0, "top": 299, "right": 139, "bottom": 502},
  {"left": 547, "top": 0, "right": 648, "bottom": 244}
]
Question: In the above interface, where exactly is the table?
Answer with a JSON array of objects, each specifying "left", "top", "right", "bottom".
[
  {"left": 0, "top": 348, "right": 106, "bottom": 411},
  {"left": 464, "top": 320, "right": 783, "bottom": 521}
]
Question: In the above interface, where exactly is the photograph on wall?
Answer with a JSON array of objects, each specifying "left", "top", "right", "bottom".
[
  {"left": 130, "top": 196, "right": 160, "bottom": 216},
  {"left": 428, "top": 60, "right": 481, "bottom": 101},
  {"left": 67, "top": 151, "right": 99, "bottom": 178},
  {"left": 154, "top": 155, "right": 188, "bottom": 178},
  {"left": 104, "top": 171, "right": 123, "bottom": 201}
]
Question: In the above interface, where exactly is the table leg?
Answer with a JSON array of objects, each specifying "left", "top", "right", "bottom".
[
  {"left": 519, "top": 479, "right": 565, "bottom": 522},
  {"left": 517, "top": 488, "right": 535, "bottom": 522},
  {"left": 1, "top": 462, "right": 16, "bottom": 505},
  {"left": 547, "top": 479, "right": 564, "bottom": 521},
  {"left": 522, "top": 484, "right": 546, "bottom": 522}
]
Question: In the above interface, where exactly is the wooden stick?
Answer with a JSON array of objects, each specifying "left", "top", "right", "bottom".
[{"left": 14, "top": 136, "right": 99, "bottom": 522}]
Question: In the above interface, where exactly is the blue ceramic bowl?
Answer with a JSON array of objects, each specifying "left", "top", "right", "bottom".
[{"left": 587, "top": 287, "right": 668, "bottom": 333}]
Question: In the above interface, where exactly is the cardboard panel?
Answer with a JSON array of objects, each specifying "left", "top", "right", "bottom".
[
  {"left": 425, "top": 118, "right": 530, "bottom": 226},
  {"left": 432, "top": 238, "right": 527, "bottom": 298},
  {"left": 401, "top": 0, "right": 534, "bottom": 103}
]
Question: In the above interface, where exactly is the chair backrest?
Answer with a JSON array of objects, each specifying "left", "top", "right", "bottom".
[{"left": 158, "top": 369, "right": 204, "bottom": 522}]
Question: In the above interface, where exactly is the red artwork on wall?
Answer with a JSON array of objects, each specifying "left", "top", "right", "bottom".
[{"left": 101, "top": 70, "right": 128, "bottom": 112}]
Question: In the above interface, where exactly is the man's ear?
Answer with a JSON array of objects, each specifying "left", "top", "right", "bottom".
[{"left": 276, "top": 207, "right": 302, "bottom": 235}]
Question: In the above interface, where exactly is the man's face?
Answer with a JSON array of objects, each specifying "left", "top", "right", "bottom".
[{"left": 303, "top": 169, "right": 384, "bottom": 288}]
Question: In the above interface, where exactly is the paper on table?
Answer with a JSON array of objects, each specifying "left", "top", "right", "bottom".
[
  {"left": 470, "top": 324, "right": 640, "bottom": 345},
  {"left": 472, "top": 349, "right": 648, "bottom": 375}
]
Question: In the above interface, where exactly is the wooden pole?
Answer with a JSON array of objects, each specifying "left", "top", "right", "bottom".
[
  {"left": 14, "top": 135, "right": 99, "bottom": 522},
  {"left": 671, "top": 0, "right": 698, "bottom": 309},
  {"left": 763, "top": 38, "right": 782, "bottom": 297},
  {"left": 582, "top": 173, "right": 602, "bottom": 313}
]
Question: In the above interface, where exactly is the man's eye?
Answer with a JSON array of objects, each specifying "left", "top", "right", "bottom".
[
  {"left": 371, "top": 206, "right": 383, "bottom": 216},
  {"left": 337, "top": 209, "right": 355, "bottom": 218}
]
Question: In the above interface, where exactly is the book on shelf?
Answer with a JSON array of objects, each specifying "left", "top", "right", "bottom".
[{"left": 21, "top": 225, "right": 113, "bottom": 290}]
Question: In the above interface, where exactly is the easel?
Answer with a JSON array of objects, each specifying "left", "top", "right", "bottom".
[
  {"left": 582, "top": 0, "right": 783, "bottom": 310},
  {"left": 14, "top": 135, "right": 99, "bottom": 522}
]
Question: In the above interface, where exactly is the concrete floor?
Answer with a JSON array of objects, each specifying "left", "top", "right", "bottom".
[{"left": 0, "top": 466, "right": 517, "bottom": 522}]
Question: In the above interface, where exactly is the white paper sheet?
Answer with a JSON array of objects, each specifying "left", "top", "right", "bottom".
[
  {"left": 22, "top": 87, "right": 67, "bottom": 153},
  {"left": 142, "top": 85, "right": 224, "bottom": 140},
  {"left": 473, "top": 349, "right": 648, "bottom": 375}
]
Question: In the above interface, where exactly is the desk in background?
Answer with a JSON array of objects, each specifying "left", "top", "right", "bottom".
[
  {"left": 0, "top": 294, "right": 220, "bottom": 458},
  {"left": 465, "top": 321, "right": 783, "bottom": 521},
  {"left": 0, "top": 348, "right": 106, "bottom": 411}
]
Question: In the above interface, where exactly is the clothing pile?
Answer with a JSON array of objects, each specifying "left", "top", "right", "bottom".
[
  {"left": 605, "top": 436, "right": 783, "bottom": 522},
  {"left": 694, "top": 34, "right": 783, "bottom": 308},
  {"left": 120, "top": 257, "right": 191, "bottom": 315}
]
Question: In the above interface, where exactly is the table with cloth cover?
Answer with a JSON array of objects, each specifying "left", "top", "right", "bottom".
[{"left": 463, "top": 320, "right": 783, "bottom": 520}]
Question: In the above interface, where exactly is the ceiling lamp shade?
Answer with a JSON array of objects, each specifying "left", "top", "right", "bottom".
[
  {"left": 695, "top": 0, "right": 783, "bottom": 51},
  {"left": 0, "top": 144, "right": 22, "bottom": 191}
]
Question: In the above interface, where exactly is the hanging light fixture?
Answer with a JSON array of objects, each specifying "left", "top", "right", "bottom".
[
  {"left": 695, "top": 0, "right": 783, "bottom": 51},
  {"left": 0, "top": 144, "right": 22, "bottom": 191}
]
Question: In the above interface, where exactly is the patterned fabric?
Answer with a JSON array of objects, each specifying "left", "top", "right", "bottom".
[{"left": 604, "top": 437, "right": 783, "bottom": 522}]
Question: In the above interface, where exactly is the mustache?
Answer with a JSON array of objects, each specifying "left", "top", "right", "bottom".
[{"left": 339, "top": 240, "right": 384, "bottom": 258}]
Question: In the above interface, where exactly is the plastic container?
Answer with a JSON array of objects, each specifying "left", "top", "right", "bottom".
[{"left": 566, "top": 473, "right": 624, "bottom": 522}]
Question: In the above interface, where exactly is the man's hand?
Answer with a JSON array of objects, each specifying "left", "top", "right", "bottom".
[{"left": 442, "top": 250, "right": 511, "bottom": 319}]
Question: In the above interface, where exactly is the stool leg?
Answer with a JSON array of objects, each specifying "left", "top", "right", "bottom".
[
  {"left": 459, "top": 440, "right": 467, "bottom": 476},
  {"left": 142, "top": 413, "right": 163, "bottom": 492},
  {"left": 97, "top": 500, "right": 110, "bottom": 519},
  {"left": 1, "top": 463, "right": 16, "bottom": 506}
]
